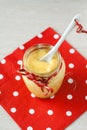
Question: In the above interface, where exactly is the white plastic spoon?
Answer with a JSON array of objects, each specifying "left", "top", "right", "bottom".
[{"left": 40, "top": 14, "right": 80, "bottom": 62}]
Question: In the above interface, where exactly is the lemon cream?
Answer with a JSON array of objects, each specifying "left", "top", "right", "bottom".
[{"left": 24, "top": 47, "right": 60, "bottom": 75}]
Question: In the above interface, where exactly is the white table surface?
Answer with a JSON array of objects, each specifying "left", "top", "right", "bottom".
[{"left": 0, "top": 0, "right": 87, "bottom": 129}]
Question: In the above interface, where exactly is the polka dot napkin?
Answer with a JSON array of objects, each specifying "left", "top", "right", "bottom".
[{"left": 0, "top": 27, "right": 87, "bottom": 130}]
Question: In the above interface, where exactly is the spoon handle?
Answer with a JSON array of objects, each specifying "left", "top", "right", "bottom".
[{"left": 40, "top": 14, "right": 80, "bottom": 62}]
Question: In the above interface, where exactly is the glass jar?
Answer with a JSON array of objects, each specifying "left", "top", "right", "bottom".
[{"left": 20, "top": 44, "right": 66, "bottom": 98}]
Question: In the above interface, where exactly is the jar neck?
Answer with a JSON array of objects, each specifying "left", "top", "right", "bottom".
[{"left": 19, "top": 60, "right": 62, "bottom": 81}]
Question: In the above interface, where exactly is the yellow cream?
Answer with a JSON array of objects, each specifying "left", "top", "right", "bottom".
[{"left": 24, "top": 48, "right": 60, "bottom": 74}]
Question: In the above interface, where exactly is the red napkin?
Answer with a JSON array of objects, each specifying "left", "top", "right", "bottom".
[{"left": 0, "top": 27, "right": 87, "bottom": 130}]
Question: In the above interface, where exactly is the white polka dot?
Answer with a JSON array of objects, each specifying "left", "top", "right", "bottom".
[
  {"left": 47, "top": 110, "right": 54, "bottom": 115},
  {"left": 66, "top": 111, "right": 72, "bottom": 116},
  {"left": 68, "top": 63, "right": 74, "bottom": 68},
  {"left": 0, "top": 91, "right": 2, "bottom": 94},
  {"left": 86, "top": 65, "right": 87, "bottom": 68},
  {"left": 1, "top": 59, "right": 6, "bottom": 64},
  {"left": 10, "top": 107, "right": 16, "bottom": 113},
  {"left": 85, "top": 96, "right": 87, "bottom": 100},
  {"left": 15, "top": 75, "right": 21, "bottom": 81},
  {"left": 67, "top": 94, "right": 73, "bottom": 100},
  {"left": 29, "top": 109, "right": 35, "bottom": 115},
  {"left": 0, "top": 74, "right": 4, "bottom": 79},
  {"left": 17, "top": 60, "right": 22, "bottom": 65},
  {"left": 85, "top": 80, "right": 87, "bottom": 84},
  {"left": 37, "top": 33, "right": 43, "bottom": 38},
  {"left": 50, "top": 95, "right": 55, "bottom": 99},
  {"left": 27, "top": 126, "right": 33, "bottom": 130},
  {"left": 53, "top": 34, "right": 59, "bottom": 39},
  {"left": 19, "top": 45, "right": 25, "bottom": 50},
  {"left": 69, "top": 48, "right": 75, "bottom": 54},
  {"left": 46, "top": 127, "right": 52, "bottom": 130},
  {"left": 68, "top": 78, "right": 74, "bottom": 84},
  {"left": 13, "top": 91, "right": 19, "bottom": 96},
  {"left": 31, "top": 93, "right": 36, "bottom": 98}
]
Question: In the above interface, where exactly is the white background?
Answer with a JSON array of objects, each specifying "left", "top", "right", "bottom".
[{"left": 0, "top": 0, "right": 87, "bottom": 129}]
